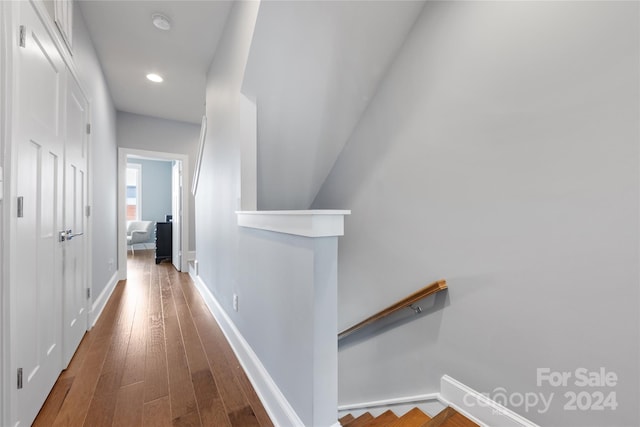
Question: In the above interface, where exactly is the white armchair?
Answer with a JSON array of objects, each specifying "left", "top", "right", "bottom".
[{"left": 126, "top": 220, "right": 154, "bottom": 254}]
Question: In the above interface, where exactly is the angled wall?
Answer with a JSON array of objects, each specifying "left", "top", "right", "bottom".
[
  {"left": 242, "top": 0, "right": 424, "bottom": 210},
  {"left": 313, "top": 2, "right": 639, "bottom": 426}
]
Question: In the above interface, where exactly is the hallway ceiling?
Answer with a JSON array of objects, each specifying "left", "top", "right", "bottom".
[
  {"left": 78, "top": 0, "right": 232, "bottom": 124},
  {"left": 79, "top": 0, "right": 425, "bottom": 208}
]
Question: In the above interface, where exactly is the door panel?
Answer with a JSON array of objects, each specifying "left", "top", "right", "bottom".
[
  {"left": 15, "top": 141, "right": 63, "bottom": 426},
  {"left": 63, "top": 71, "right": 89, "bottom": 367},
  {"left": 23, "top": 25, "right": 61, "bottom": 142},
  {"left": 8, "top": 1, "right": 89, "bottom": 423},
  {"left": 12, "top": 2, "right": 65, "bottom": 424}
]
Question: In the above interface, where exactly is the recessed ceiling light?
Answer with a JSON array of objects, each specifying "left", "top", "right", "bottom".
[
  {"left": 152, "top": 13, "right": 171, "bottom": 31},
  {"left": 146, "top": 73, "right": 163, "bottom": 83}
]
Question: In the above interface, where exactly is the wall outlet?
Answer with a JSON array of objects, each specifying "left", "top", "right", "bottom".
[{"left": 233, "top": 294, "right": 238, "bottom": 312}]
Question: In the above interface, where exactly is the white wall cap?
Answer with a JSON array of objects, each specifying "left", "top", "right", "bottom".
[{"left": 236, "top": 210, "right": 351, "bottom": 237}]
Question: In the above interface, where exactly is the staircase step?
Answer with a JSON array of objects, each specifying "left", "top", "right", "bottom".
[
  {"left": 366, "top": 409, "right": 399, "bottom": 426},
  {"left": 388, "top": 407, "right": 431, "bottom": 427},
  {"left": 340, "top": 414, "right": 356, "bottom": 426},
  {"left": 344, "top": 412, "right": 375, "bottom": 427},
  {"left": 421, "top": 407, "right": 479, "bottom": 427}
]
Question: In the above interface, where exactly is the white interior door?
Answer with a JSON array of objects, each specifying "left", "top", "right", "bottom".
[
  {"left": 11, "top": 2, "right": 65, "bottom": 424},
  {"left": 171, "top": 161, "right": 182, "bottom": 270},
  {"left": 62, "top": 73, "right": 89, "bottom": 367}
]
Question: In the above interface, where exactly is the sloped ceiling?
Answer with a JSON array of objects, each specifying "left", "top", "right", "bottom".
[{"left": 242, "top": 0, "right": 426, "bottom": 209}]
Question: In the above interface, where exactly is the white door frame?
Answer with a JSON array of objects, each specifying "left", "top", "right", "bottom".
[
  {"left": 118, "top": 148, "right": 190, "bottom": 279},
  {"left": 171, "top": 161, "right": 182, "bottom": 270},
  {"left": 0, "top": 1, "right": 12, "bottom": 423}
]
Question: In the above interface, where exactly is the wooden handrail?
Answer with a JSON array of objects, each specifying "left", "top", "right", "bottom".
[{"left": 338, "top": 279, "right": 447, "bottom": 340}]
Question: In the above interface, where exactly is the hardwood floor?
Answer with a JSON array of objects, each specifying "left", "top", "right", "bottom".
[{"left": 34, "top": 250, "right": 273, "bottom": 427}]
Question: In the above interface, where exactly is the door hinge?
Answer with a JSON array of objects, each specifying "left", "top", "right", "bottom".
[
  {"left": 19, "top": 25, "right": 26, "bottom": 48},
  {"left": 86, "top": 123, "right": 91, "bottom": 134},
  {"left": 17, "top": 368, "right": 23, "bottom": 389},
  {"left": 86, "top": 288, "right": 91, "bottom": 299},
  {"left": 17, "top": 196, "right": 24, "bottom": 218},
  {"left": 86, "top": 205, "right": 91, "bottom": 217}
]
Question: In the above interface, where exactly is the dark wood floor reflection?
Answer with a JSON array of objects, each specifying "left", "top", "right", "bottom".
[{"left": 34, "top": 250, "right": 273, "bottom": 427}]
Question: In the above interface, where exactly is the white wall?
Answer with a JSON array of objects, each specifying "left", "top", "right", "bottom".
[
  {"left": 116, "top": 111, "right": 199, "bottom": 251},
  {"left": 74, "top": 3, "right": 118, "bottom": 300},
  {"left": 196, "top": 0, "right": 259, "bottom": 310},
  {"left": 236, "top": 228, "right": 338, "bottom": 426},
  {"left": 196, "top": 3, "right": 342, "bottom": 422},
  {"left": 313, "top": 2, "right": 639, "bottom": 426}
]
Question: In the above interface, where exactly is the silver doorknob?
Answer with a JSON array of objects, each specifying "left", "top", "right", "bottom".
[{"left": 65, "top": 229, "right": 84, "bottom": 240}]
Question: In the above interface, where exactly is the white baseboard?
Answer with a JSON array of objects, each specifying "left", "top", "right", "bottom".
[
  {"left": 338, "top": 392, "right": 441, "bottom": 412},
  {"left": 90, "top": 271, "right": 119, "bottom": 328},
  {"left": 188, "top": 260, "right": 198, "bottom": 279},
  {"left": 187, "top": 251, "right": 196, "bottom": 262},
  {"left": 440, "top": 375, "right": 540, "bottom": 427},
  {"left": 338, "top": 393, "right": 444, "bottom": 419},
  {"left": 191, "top": 274, "right": 307, "bottom": 427}
]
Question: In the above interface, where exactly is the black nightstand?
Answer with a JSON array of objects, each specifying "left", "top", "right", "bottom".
[{"left": 155, "top": 222, "right": 172, "bottom": 264}]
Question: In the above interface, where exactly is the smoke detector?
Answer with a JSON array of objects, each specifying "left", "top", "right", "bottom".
[{"left": 152, "top": 13, "right": 171, "bottom": 31}]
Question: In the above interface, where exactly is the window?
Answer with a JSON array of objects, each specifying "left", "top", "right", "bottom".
[{"left": 126, "top": 164, "right": 141, "bottom": 221}]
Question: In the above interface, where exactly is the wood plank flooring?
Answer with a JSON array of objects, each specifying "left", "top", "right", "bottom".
[{"left": 34, "top": 250, "right": 273, "bottom": 427}]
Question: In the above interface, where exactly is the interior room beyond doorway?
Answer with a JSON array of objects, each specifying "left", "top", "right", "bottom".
[{"left": 118, "top": 148, "right": 190, "bottom": 280}]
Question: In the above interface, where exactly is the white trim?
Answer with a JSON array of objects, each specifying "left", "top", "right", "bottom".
[
  {"left": 337, "top": 392, "right": 446, "bottom": 421},
  {"left": 90, "top": 271, "right": 119, "bottom": 328},
  {"left": 84, "top": 98, "right": 94, "bottom": 345},
  {"left": 191, "top": 274, "right": 307, "bottom": 427},
  {"left": 188, "top": 259, "right": 198, "bottom": 278},
  {"left": 0, "top": 1, "right": 11, "bottom": 423},
  {"left": 187, "top": 250, "right": 196, "bottom": 262},
  {"left": 191, "top": 115, "right": 206, "bottom": 196},
  {"left": 440, "top": 375, "right": 540, "bottom": 427},
  {"left": 236, "top": 210, "right": 351, "bottom": 237},
  {"left": 338, "top": 393, "right": 441, "bottom": 412}
]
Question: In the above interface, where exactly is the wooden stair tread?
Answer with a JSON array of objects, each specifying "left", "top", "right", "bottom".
[
  {"left": 340, "top": 414, "right": 355, "bottom": 425},
  {"left": 421, "top": 407, "right": 479, "bottom": 427},
  {"left": 366, "top": 409, "right": 399, "bottom": 426},
  {"left": 345, "top": 412, "right": 375, "bottom": 427},
  {"left": 388, "top": 407, "right": 431, "bottom": 427}
]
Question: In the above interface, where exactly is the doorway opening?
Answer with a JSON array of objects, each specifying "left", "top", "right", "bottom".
[{"left": 118, "top": 148, "right": 190, "bottom": 279}]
